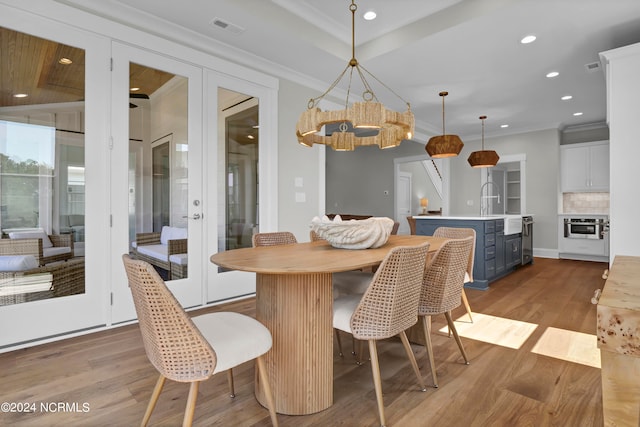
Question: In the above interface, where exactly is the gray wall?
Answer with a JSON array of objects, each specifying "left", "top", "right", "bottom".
[
  {"left": 449, "top": 128, "right": 561, "bottom": 252},
  {"left": 323, "top": 128, "right": 561, "bottom": 253},
  {"left": 325, "top": 140, "right": 426, "bottom": 218}
]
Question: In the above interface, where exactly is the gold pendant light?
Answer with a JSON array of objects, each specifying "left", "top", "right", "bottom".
[
  {"left": 296, "top": 0, "right": 414, "bottom": 151},
  {"left": 425, "top": 91, "right": 464, "bottom": 158},
  {"left": 467, "top": 115, "right": 499, "bottom": 168}
]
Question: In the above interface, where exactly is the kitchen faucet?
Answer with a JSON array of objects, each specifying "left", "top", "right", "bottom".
[{"left": 480, "top": 180, "right": 502, "bottom": 216}]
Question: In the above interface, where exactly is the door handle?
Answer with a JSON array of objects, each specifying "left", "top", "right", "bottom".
[{"left": 182, "top": 213, "right": 202, "bottom": 220}]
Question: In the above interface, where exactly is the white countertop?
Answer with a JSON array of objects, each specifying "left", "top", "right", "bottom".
[{"left": 413, "top": 214, "right": 531, "bottom": 220}]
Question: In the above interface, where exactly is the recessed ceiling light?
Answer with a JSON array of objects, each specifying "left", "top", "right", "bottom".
[
  {"left": 58, "top": 57, "right": 73, "bottom": 65},
  {"left": 573, "top": 112, "right": 583, "bottom": 116},
  {"left": 500, "top": 124, "right": 509, "bottom": 128},
  {"left": 546, "top": 71, "right": 559, "bottom": 78},
  {"left": 363, "top": 10, "right": 377, "bottom": 20},
  {"left": 520, "top": 35, "right": 536, "bottom": 44},
  {"left": 13, "top": 93, "right": 28, "bottom": 98},
  {"left": 561, "top": 95, "right": 573, "bottom": 101}
]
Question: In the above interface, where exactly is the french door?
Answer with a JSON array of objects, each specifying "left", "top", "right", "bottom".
[
  {"left": 0, "top": 11, "right": 109, "bottom": 348},
  {"left": 110, "top": 43, "right": 204, "bottom": 323}
]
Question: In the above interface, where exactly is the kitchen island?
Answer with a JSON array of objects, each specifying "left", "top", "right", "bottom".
[{"left": 414, "top": 215, "right": 530, "bottom": 290}]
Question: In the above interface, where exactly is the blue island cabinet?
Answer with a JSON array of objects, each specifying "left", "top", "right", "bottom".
[{"left": 415, "top": 217, "right": 518, "bottom": 290}]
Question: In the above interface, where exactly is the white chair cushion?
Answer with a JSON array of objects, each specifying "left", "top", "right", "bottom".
[
  {"left": 8, "top": 230, "right": 53, "bottom": 248},
  {"left": 192, "top": 312, "right": 272, "bottom": 373},
  {"left": 333, "top": 271, "right": 373, "bottom": 299},
  {"left": 160, "top": 226, "right": 188, "bottom": 245},
  {"left": 333, "top": 294, "right": 363, "bottom": 334},
  {"left": 168, "top": 253, "right": 188, "bottom": 265},
  {"left": 0, "top": 255, "right": 39, "bottom": 272},
  {"left": 464, "top": 272, "right": 471, "bottom": 283},
  {"left": 137, "top": 244, "right": 168, "bottom": 261},
  {"left": 43, "top": 247, "right": 72, "bottom": 258}
]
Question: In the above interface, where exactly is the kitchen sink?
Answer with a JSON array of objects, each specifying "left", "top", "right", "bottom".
[{"left": 503, "top": 215, "right": 523, "bottom": 235}]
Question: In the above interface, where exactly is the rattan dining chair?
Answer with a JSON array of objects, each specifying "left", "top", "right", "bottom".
[
  {"left": 121, "top": 255, "right": 278, "bottom": 427},
  {"left": 433, "top": 227, "right": 476, "bottom": 323},
  {"left": 333, "top": 242, "right": 430, "bottom": 427},
  {"left": 252, "top": 231, "right": 297, "bottom": 247},
  {"left": 310, "top": 229, "right": 374, "bottom": 356},
  {"left": 418, "top": 236, "right": 474, "bottom": 388}
]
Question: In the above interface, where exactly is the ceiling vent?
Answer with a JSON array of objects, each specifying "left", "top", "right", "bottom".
[
  {"left": 585, "top": 61, "right": 601, "bottom": 73},
  {"left": 209, "top": 17, "right": 245, "bottom": 35}
]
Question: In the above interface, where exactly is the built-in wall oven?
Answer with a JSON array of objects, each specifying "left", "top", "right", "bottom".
[{"left": 564, "top": 218, "right": 607, "bottom": 239}]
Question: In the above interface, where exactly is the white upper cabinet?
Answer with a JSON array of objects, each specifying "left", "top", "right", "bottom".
[{"left": 561, "top": 140, "right": 609, "bottom": 192}]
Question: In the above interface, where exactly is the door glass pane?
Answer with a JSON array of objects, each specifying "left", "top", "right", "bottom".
[
  {"left": 128, "top": 63, "right": 188, "bottom": 281},
  {"left": 217, "top": 89, "right": 258, "bottom": 254},
  {"left": 0, "top": 27, "right": 85, "bottom": 306}
]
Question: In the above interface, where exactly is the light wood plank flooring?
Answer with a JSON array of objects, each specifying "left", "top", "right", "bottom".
[{"left": 0, "top": 257, "right": 607, "bottom": 426}]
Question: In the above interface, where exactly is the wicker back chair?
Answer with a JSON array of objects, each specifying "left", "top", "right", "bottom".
[
  {"left": 121, "top": 255, "right": 278, "bottom": 427},
  {"left": 433, "top": 227, "right": 476, "bottom": 322},
  {"left": 333, "top": 242, "right": 430, "bottom": 427},
  {"left": 252, "top": 231, "right": 297, "bottom": 247},
  {"left": 418, "top": 236, "right": 474, "bottom": 388},
  {"left": 309, "top": 230, "right": 323, "bottom": 242},
  {"left": 406, "top": 216, "right": 417, "bottom": 235}
]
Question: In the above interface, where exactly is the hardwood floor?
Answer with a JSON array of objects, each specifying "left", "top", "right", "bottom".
[{"left": 0, "top": 257, "right": 607, "bottom": 426}]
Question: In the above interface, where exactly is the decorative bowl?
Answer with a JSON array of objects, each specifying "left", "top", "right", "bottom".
[{"left": 310, "top": 215, "right": 394, "bottom": 249}]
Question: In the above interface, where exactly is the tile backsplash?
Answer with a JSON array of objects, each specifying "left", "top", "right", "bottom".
[{"left": 563, "top": 192, "right": 609, "bottom": 214}]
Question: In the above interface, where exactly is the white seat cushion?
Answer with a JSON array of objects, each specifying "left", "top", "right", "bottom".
[
  {"left": 168, "top": 253, "right": 188, "bottom": 265},
  {"left": 8, "top": 230, "right": 53, "bottom": 248},
  {"left": 137, "top": 244, "right": 168, "bottom": 261},
  {"left": 192, "top": 312, "right": 272, "bottom": 373},
  {"left": 332, "top": 271, "right": 373, "bottom": 299},
  {"left": 333, "top": 294, "right": 363, "bottom": 334},
  {"left": 43, "top": 247, "right": 72, "bottom": 258},
  {"left": 0, "top": 255, "right": 39, "bottom": 272},
  {"left": 464, "top": 272, "right": 471, "bottom": 283},
  {"left": 160, "top": 226, "right": 188, "bottom": 245}
]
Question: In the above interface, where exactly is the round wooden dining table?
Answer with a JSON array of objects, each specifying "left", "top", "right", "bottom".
[{"left": 210, "top": 234, "right": 447, "bottom": 415}]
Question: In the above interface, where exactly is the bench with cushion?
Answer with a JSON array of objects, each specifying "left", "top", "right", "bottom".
[
  {"left": 132, "top": 226, "right": 187, "bottom": 279},
  {"left": 0, "top": 230, "right": 74, "bottom": 265}
]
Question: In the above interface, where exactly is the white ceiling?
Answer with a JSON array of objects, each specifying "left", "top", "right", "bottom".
[{"left": 63, "top": 0, "right": 640, "bottom": 141}]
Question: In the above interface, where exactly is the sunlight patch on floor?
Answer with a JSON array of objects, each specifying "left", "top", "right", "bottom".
[
  {"left": 531, "top": 327, "right": 601, "bottom": 368},
  {"left": 438, "top": 312, "right": 538, "bottom": 349}
]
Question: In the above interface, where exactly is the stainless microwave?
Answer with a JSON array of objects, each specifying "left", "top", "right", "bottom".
[{"left": 563, "top": 218, "right": 606, "bottom": 239}]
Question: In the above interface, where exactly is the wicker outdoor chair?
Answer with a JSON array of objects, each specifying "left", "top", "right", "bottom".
[
  {"left": 433, "top": 226, "right": 476, "bottom": 322},
  {"left": 419, "top": 236, "right": 474, "bottom": 388},
  {"left": 252, "top": 231, "right": 297, "bottom": 247},
  {"left": 133, "top": 230, "right": 187, "bottom": 280},
  {"left": 0, "top": 258, "right": 85, "bottom": 306},
  {"left": 0, "top": 234, "right": 74, "bottom": 265},
  {"left": 333, "top": 242, "right": 430, "bottom": 427},
  {"left": 121, "top": 255, "right": 278, "bottom": 427}
]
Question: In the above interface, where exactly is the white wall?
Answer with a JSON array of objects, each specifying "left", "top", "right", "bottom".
[
  {"left": 276, "top": 79, "right": 326, "bottom": 241},
  {"left": 601, "top": 42, "right": 640, "bottom": 262},
  {"left": 449, "top": 128, "right": 561, "bottom": 253}
]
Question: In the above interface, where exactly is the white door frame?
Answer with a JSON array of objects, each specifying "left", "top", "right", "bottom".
[
  {"left": 0, "top": 8, "right": 110, "bottom": 348},
  {"left": 205, "top": 70, "right": 279, "bottom": 303},
  {"left": 110, "top": 42, "right": 204, "bottom": 323}
]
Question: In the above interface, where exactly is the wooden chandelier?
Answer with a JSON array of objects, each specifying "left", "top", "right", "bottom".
[{"left": 296, "top": 0, "right": 414, "bottom": 151}]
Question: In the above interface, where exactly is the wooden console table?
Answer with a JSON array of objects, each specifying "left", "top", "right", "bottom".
[{"left": 597, "top": 255, "right": 640, "bottom": 426}]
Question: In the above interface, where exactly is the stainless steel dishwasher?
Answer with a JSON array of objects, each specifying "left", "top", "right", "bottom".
[{"left": 522, "top": 216, "right": 534, "bottom": 265}]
